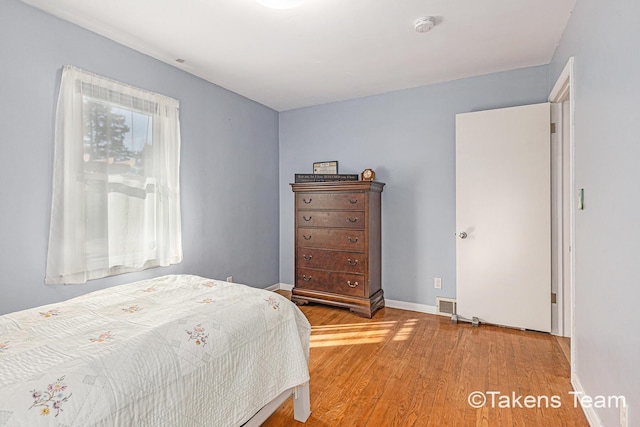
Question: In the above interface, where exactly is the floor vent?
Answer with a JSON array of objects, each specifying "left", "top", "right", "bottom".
[{"left": 436, "top": 297, "right": 457, "bottom": 316}]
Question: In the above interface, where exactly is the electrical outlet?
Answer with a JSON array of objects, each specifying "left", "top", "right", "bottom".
[
  {"left": 434, "top": 277, "right": 442, "bottom": 289},
  {"left": 621, "top": 403, "right": 628, "bottom": 427},
  {"left": 227, "top": 276, "right": 233, "bottom": 283}
]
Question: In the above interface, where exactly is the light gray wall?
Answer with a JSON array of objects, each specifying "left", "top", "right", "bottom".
[
  {"left": 279, "top": 66, "right": 550, "bottom": 306},
  {"left": 550, "top": 1, "right": 639, "bottom": 425},
  {"left": 0, "top": 0, "right": 280, "bottom": 315}
]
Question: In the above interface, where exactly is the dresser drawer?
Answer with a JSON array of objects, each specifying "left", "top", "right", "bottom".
[
  {"left": 297, "top": 247, "right": 366, "bottom": 274},
  {"left": 297, "top": 228, "right": 365, "bottom": 251},
  {"left": 296, "top": 268, "right": 365, "bottom": 297},
  {"left": 296, "top": 192, "right": 365, "bottom": 210},
  {"left": 296, "top": 210, "right": 365, "bottom": 229}
]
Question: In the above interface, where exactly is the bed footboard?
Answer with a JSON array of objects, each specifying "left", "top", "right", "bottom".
[{"left": 243, "top": 382, "right": 311, "bottom": 426}]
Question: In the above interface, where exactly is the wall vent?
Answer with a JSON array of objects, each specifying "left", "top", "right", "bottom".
[{"left": 436, "top": 297, "right": 457, "bottom": 316}]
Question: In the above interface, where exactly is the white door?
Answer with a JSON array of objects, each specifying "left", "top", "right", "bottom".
[{"left": 455, "top": 103, "right": 551, "bottom": 332}]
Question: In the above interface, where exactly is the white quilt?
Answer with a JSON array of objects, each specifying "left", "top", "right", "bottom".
[{"left": 0, "top": 275, "right": 310, "bottom": 426}]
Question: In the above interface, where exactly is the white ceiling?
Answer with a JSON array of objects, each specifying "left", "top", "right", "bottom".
[{"left": 21, "top": 0, "right": 575, "bottom": 111}]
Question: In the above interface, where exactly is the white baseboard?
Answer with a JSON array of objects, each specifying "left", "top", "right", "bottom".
[
  {"left": 385, "top": 299, "right": 438, "bottom": 315},
  {"left": 263, "top": 283, "right": 281, "bottom": 292},
  {"left": 267, "top": 283, "right": 293, "bottom": 292},
  {"left": 278, "top": 283, "right": 294, "bottom": 291},
  {"left": 571, "top": 374, "right": 603, "bottom": 426}
]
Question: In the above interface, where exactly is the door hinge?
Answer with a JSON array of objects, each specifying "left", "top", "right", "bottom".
[
  {"left": 551, "top": 123, "right": 557, "bottom": 134},
  {"left": 551, "top": 292, "right": 557, "bottom": 304}
]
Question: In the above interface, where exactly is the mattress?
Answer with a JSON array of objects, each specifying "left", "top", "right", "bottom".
[{"left": 0, "top": 275, "right": 310, "bottom": 426}]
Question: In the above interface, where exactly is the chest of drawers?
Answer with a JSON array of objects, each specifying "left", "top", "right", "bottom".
[{"left": 290, "top": 181, "right": 385, "bottom": 318}]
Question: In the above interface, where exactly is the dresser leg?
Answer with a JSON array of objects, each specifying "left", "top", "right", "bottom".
[
  {"left": 291, "top": 296, "right": 309, "bottom": 306},
  {"left": 350, "top": 293, "right": 385, "bottom": 318},
  {"left": 353, "top": 292, "right": 385, "bottom": 318}
]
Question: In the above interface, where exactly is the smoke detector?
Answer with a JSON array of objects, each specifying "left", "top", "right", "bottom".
[{"left": 414, "top": 16, "right": 436, "bottom": 33}]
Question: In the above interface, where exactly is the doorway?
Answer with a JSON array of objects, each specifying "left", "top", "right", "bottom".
[
  {"left": 549, "top": 58, "right": 575, "bottom": 370},
  {"left": 550, "top": 100, "right": 573, "bottom": 338}
]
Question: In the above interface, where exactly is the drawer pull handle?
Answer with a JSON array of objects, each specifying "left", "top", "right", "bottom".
[
  {"left": 349, "top": 198, "right": 358, "bottom": 204},
  {"left": 303, "top": 255, "right": 313, "bottom": 261},
  {"left": 347, "top": 236, "right": 358, "bottom": 243},
  {"left": 347, "top": 258, "right": 359, "bottom": 266},
  {"left": 303, "top": 216, "right": 312, "bottom": 221},
  {"left": 302, "top": 275, "right": 312, "bottom": 281},
  {"left": 303, "top": 235, "right": 312, "bottom": 240},
  {"left": 303, "top": 198, "right": 312, "bottom": 204},
  {"left": 347, "top": 217, "right": 358, "bottom": 223},
  {"left": 347, "top": 280, "right": 359, "bottom": 288}
]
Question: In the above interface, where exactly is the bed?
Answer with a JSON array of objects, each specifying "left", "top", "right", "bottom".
[{"left": 0, "top": 274, "right": 311, "bottom": 426}]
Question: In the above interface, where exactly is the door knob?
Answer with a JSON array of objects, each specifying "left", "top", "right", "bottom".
[{"left": 458, "top": 231, "right": 468, "bottom": 239}]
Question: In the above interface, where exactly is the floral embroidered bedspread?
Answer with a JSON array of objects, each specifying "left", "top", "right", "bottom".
[{"left": 0, "top": 275, "right": 310, "bottom": 426}]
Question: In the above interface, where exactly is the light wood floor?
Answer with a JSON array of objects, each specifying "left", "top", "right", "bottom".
[{"left": 264, "top": 296, "right": 588, "bottom": 426}]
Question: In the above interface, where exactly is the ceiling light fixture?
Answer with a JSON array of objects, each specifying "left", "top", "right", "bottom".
[
  {"left": 414, "top": 16, "right": 437, "bottom": 33},
  {"left": 256, "top": 0, "right": 306, "bottom": 9}
]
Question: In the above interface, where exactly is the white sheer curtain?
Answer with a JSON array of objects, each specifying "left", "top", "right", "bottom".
[{"left": 46, "top": 66, "right": 182, "bottom": 284}]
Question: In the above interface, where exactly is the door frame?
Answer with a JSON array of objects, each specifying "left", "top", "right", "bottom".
[{"left": 548, "top": 57, "right": 575, "bottom": 375}]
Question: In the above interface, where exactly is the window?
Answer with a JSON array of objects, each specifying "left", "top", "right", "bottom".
[{"left": 46, "top": 66, "right": 182, "bottom": 284}]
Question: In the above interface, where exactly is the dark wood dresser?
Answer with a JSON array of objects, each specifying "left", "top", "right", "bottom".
[{"left": 290, "top": 181, "right": 385, "bottom": 318}]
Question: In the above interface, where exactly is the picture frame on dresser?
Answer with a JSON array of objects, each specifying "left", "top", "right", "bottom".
[
  {"left": 312, "top": 160, "right": 338, "bottom": 174},
  {"left": 290, "top": 181, "right": 385, "bottom": 318}
]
